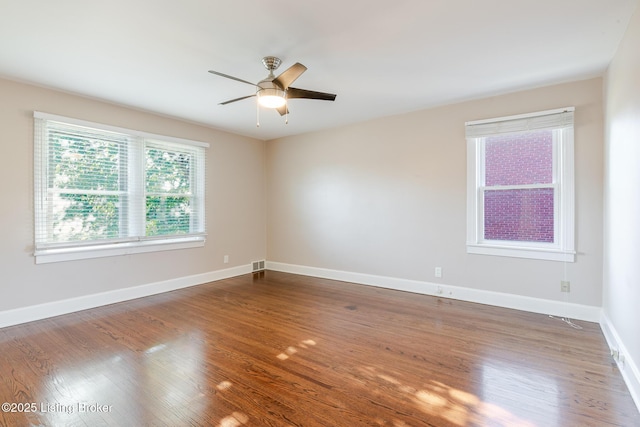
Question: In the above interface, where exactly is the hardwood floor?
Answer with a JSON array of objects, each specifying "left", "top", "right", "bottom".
[{"left": 0, "top": 271, "right": 637, "bottom": 426}]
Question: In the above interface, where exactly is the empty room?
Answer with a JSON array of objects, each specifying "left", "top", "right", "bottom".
[{"left": 1, "top": 1, "right": 639, "bottom": 426}]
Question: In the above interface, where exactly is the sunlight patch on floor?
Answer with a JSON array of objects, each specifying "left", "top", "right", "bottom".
[
  {"left": 357, "top": 366, "right": 537, "bottom": 426},
  {"left": 216, "top": 380, "right": 232, "bottom": 391},
  {"left": 277, "top": 338, "right": 317, "bottom": 361},
  {"left": 217, "top": 411, "right": 248, "bottom": 427}
]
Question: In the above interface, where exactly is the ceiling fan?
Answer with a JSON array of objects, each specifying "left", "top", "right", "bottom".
[{"left": 208, "top": 56, "right": 337, "bottom": 118}]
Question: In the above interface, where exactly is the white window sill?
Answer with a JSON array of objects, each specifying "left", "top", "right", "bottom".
[
  {"left": 467, "top": 243, "right": 575, "bottom": 262},
  {"left": 34, "top": 237, "right": 205, "bottom": 264}
]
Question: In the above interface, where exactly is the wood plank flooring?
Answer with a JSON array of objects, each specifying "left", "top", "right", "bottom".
[{"left": 0, "top": 270, "right": 637, "bottom": 426}]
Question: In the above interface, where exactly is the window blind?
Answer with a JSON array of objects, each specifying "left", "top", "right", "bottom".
[
  {"left": 34, "top": 112, "right": 207, "bottom": 258},
  {"left": 465, "top": 107, "right": 574, "bottom": 138}
]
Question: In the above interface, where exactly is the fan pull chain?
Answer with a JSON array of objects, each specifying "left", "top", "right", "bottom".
[{"left": 256, "top": 99, "right": 260, "bottom": 127}]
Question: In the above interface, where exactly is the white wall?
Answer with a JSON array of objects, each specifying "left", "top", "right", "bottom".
[
  {"left": 603, "top": 4, "right": 640, "bottom": 406},
  {"left": 0, "top": 78, "right": 266, "bottom": 313},
  {"left": 267, "top": 78, "right": 604, "bottom": 309}
]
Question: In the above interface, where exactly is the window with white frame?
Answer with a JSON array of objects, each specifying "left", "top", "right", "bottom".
[
  {"left": 465, "top": 107, "right": 575, "bottom": 262},
  {"left": 34, "top": 112, "right": 208, "bottom": 264}
]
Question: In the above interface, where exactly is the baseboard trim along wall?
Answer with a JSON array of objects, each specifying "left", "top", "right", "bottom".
[
  {"left": 600, "top": 312, "right": 640, "bottom": 412},
  {"left": 0, "top": 264, "right": 252, "bottom": 329},
  {"left": 266, "top": 261, "right": 602, "bottom": 322},
  {"left": 0, "top": 261, "right": 601, "bottom": 327}
]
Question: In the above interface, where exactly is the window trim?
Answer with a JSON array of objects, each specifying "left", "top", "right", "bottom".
[
  {"left": 465, "top": 107, "right": 575, "bottom": 262},
  {"left": 33, "top": 112, "right": 209, "bottom": 264}
]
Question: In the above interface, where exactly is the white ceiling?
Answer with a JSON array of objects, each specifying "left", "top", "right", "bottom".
[{"left": 1, "top": 1, "right": 637, "bottom": 140}]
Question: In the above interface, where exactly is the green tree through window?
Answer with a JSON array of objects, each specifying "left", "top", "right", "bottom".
[
  {"left": 145, "top": 145, "right": 194, "bottom": 236},
  {"left": 34, "top": 112, "right": 207, "bottom": 263},
  {"left": 47, "top": 127, "right": 125, "bottom": 242}
]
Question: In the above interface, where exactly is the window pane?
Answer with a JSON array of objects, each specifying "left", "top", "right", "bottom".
[
  {"left": 46, "top": 127, "right": 124, "bottom": 243},
  {"left": 485, "top": 130, "right": 553, "bottom": 186},
  {"left": 145, "top": 145, "right": 194, "bottom": 237},
  {"left": 484, "top": 188, "right": 554, "bottom": 243},
  {"left": 145, "top": 146, "right": 192, "bottom": 194},
  {"left": 146, "top": 196, "right": 191, "bottom": 236},
  {"left": 50, "top": 192, "right": 120, "bottom": 242},
  {"left": 48, "top": 129, "right": 122, "bottom": 191}
]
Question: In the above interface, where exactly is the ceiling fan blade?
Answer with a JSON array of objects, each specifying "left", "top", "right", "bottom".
[
  {"left": 208, "top": 70, "right": 258, "bottom": 88},
  {"left": 276, "top": 105, "right": 289, "bottom": 116},
  {"left": 286, "top": 87, "right": 337, "bottom": 101},
  {"left": 273, "top": 63, "right": 307, "bottom": 90},
  {"left": 219, "top": 94, "right": 256, "bottom": 105}
]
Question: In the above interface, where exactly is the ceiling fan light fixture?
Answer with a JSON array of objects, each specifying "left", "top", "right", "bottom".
[
  {"left": 210, "top": 56, "right": 335, "bottom": 116},
  {"left": 257, "top": 88, "right": 286, "bottom": 108}
]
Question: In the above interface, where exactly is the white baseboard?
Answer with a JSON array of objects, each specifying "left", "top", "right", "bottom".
[
  {"left": 600, "top": 312, "right": 640, "bottom": 413},
  {"left": 0, "top": 264, "right": 251, "bottom": 329},
  {"left": 266, "top": 261, "right": 601, "bottom": 322}
]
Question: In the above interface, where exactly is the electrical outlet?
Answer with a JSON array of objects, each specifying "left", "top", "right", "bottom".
[
  {"left": 224, "top": 255, "right": 229, "bottom": 264},
  {"left": 435, "top": 267, "right": 442, "bottom": 278},
  {"left": 560, "top": 280, "right": 570, "bottom": 292}
]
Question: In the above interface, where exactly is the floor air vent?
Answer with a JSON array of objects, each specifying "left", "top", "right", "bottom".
[{"left": 252, "top": 260, "right": 265, "bottom": 272}]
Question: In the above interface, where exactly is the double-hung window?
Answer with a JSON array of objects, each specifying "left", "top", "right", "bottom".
[
  {"left": 34, "top": 112, "right": 208, "bottom": 264},
  {"left": 465, "top": 107, "right": 575, "bottom": 262}
]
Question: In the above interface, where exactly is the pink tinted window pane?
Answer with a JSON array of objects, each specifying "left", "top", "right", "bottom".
[
  {"left": 484, "top": 188, "right": 554, "bottom": 243},
  {"left": 485, "top": 130, "right": 553, "bottom": 186}
]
